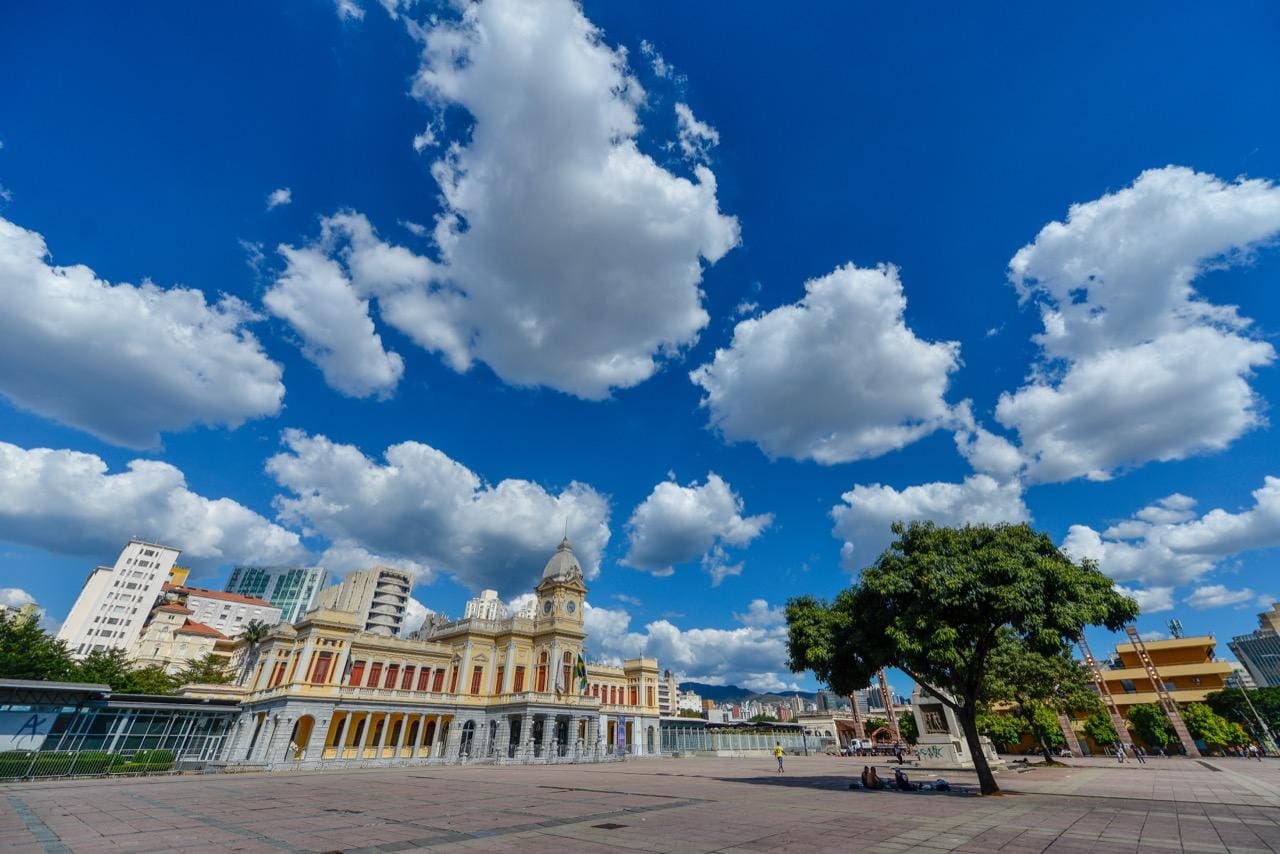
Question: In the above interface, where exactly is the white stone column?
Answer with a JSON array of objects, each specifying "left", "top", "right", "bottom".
[
  {"left": 376, "top": 712, "right": 392, "bottom": 758},
  {"left": 305, "top": 715, "right": 330, "bottom": 761},
  {"left": 356, "top": 712, "right": 375, "bottom": 758},
  {"left": 415, "top": 713, "right": 428, "bottom": 757},
  {"left": 502, "top": 642, "right": 516, "bottom": 694},
  {"left": 395, "top": 712, "right": 411, "bottom": 758},
  {"left": 330, "top": 642, "right": 351, "bottom": 686},
  {"left": 430, "top": 714, "right": 445, "bottom": 757}
]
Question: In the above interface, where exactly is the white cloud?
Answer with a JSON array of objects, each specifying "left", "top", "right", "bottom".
[
  {"left": 400, "top": 220, "right": 428, "bottom": 237},
  {"left": 1115, "top": 585, "right": 1174, "bottom": 614},
  {"left": 1062, "top": 478, "right": 1280, "bottom": 590},
  {"left": 675, "top": 103, "right": 719, "bottom": 163},
  {"left": 334, "top": 0, "right": 364, "bottom": 21},
  {"left": 999, "top": 167, "right": 1280, "bottom": 483},
  {"left": 400, "top": 596, "right": 434, "bottom": 636},
  {"left": 267, "top": 430, "right": 610, "bottom": 595},
  {"left": 691, "top": 264, "right": 960, "bottom": 464},
  {"left": 638, "top": 39, "right": 675, "bottom": 80},
  {"left": 832, "top": 475, "right": 1030, "bottom": 572},
  {"left": 622, "top": 473, "right": 771, "bottom": 583},
  {"left": 264, "top": 242, "right": 404, "bottom": 399},
  {"left": 0, "top": 588, "right": 36, "bottom": 609},
  {"left": 583, "top": 602, "right": 796, "bottom": 693},
  {"left": 953, "top": 401, "right": 1025, "bottom": 479},
  {"left": 1186, "top": 584, "right": 1255, "bottom": 610},
  {"left": 0, "top": 215, "right": 284, "bottom": 448},
  {"left": 396, "top": 0, "right": 738, "bottom": 399},
  {"left": 315, "top": 540, "right": 432, "bottom": 584},
  {"left": 0, "top": 441, "right": 306, "bottom": 572},
  {"left": 411, "top": 128, "right": 436, "bottom": 152},
  {"left": 613, "top": 593, "right": 642, "bottom": 607},
  {"left": 266, "top": 187, "right": 292, "bottom": 210},
  {"left": 732, "top": 301, "right": 758, "bottom": 317},
  {"left": 734, "top": 598, "right": 785, "bottom": 628}
]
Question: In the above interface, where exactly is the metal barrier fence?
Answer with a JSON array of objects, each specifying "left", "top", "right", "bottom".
[
  {"left": 660, "top": 729, "right": 836, "bottom": 755},
  {"left": 0, "top": 749, "right": 195, "bottom": 782}
]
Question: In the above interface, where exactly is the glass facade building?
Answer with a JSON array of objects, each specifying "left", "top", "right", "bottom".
[{"left": 225, "top": 565, "right": 329, "bottom": 625}]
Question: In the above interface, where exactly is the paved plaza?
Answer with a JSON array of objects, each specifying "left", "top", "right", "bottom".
[{"left": 2, "top": 755, "right": 1278, "bottom": 854}]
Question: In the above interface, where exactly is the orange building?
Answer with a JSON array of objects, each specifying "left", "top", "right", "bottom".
[{"left": 1099, "top": 635, "right": 1232, "bottom": 712}]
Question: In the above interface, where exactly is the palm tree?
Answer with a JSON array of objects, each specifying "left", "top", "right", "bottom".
[{"left": 238, "top": 620, "right": 272, "bottom": 687}]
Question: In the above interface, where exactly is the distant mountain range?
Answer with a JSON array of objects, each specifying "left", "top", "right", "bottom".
[{"left": 678, "top": 681, "right": 819, "bottom": 704}]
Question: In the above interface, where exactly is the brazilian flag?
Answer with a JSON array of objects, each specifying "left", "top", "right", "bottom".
[{"left": 575, "top": 652, "right": 588, "bottom": 693}]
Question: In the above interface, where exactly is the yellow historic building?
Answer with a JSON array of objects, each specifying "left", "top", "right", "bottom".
[{"left": 225, "top": 539, "right": 662, "bottom": 767}]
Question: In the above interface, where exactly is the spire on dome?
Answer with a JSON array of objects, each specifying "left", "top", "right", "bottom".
[{"left": 542, "top": 536, "right": 582, "bottom": 581}]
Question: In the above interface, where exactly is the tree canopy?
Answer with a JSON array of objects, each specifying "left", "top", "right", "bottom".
[
  {"left": 1082, "top": 710, "right": 1119, "bottom": 748},
  {"left": 1127, "top": 704, "right": 1175, "bottom": 749},
  {"left": 787, "top": 521, "right": 1137, "bottom": 794},
  {"left": 0, "top": 609, "right": 74, "bottom": 681},
  {"left": 1181, "top": 702, "right": 1249, "bottom": 749},
  {"left": 985, "top": 633, "right": 1101, "bottom": 762},
  {"left": 71, "top": 648, "right": 179, "bottom": 695},
  {"left": 175, "top": 652, "right": 235, "bottom": 686}
]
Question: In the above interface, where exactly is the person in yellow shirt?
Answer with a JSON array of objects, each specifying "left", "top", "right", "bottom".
[{"left": 774, "top": 742, "right": 785, "bottom": 773}]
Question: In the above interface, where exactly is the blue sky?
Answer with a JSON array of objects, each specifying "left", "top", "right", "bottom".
[{"left": 2, "top": 1, "right": 1279, "bottom": 692}]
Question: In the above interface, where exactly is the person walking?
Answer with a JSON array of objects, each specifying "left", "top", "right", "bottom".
[
  {"left": 1115, "top": 745, "right": 1125, "bottom": 763},
  {"left": 1134, "top": 746, "right": 1147, "bottom": 764},
  {"left": 774, "top": 741, "right": 785, "bottom": 773}
]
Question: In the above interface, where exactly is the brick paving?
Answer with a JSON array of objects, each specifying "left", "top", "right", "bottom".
[{"left": 1, "top": 755, "right": 1277, "bottom": 853}]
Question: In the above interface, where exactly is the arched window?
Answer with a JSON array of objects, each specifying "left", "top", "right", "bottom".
[{"left": 536, "top": 650, "right": 549, "bottom": 693}]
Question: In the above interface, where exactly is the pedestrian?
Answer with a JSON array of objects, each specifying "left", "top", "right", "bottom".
[
  {"left": 894, "top": 744, "right": 904, "bottom": 765},
  {"left": 1115, "top": 745, "right": 1125, "bottom": 763},
  {"left": 774, "top": 741, "right": 785, "bottom": 773},
  {"left": 1134, "top": 746, "right": 1146, "bottom": 764}
]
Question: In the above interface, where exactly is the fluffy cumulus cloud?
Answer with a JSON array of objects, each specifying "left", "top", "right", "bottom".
[
  {"left": 266, "top": 430, "right": 610, "bottom": 594},
  {"left": 1063, "top": 478, "right": 1280, "bottom": 610},
  {"left": 315, "top": 540, "right": 431, "bottom": 584},
  {"left": 584, "top": 601, "right": 796, "bottom": 693},
  {"left": 691, "top": 264, "right": 960, "bottom": 464},
  {"left": 400, "top": 596, "right": 435, "bottom": 636},
  {"left": 334, "top": 0, "right": 364, "bottom": 22},
  {"left": 0, "top": 588, "right": 36, "bottom": 609},
  {"left": 622, "top": 473, "right": 771, "bottom": 584},
  {"left": 674, "top": 103, "right": 719, "bottom": 163},
  {"left": 0, "top": 216, "right": 284, "bottom": 448},
  {"left": 1115, "top": 585, "right": 1174, "bottom": 615},
  {"left": 832, "top": 475, "right": 1030, "bottom": 572},
  {"left": 393, "top": 0, "right": 738, "bottom": 398},
  {"left": 1185, "top": 585, "right": 1255, "bottom": 610},
  {"left": 265, "top": 187, "right": 292, "bottom": 209},
  {"left": 0, "top": 441, "right": 306, "bottom": 571},
  {"left": 998, "top": 167, "right": 1280, "bottom": 483},
  {"left": 264, "top": 240, "right": 404, "bottom": 399}
]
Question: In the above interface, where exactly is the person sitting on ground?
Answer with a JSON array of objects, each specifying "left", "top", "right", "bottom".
[
  {"left": 866, "top": 766, "right": 883, "bottom": 789},
  {"left": 893, "top": 767, "right": 915, "bottom": 791}
]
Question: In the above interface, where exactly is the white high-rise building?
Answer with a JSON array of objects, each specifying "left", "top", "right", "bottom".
[
  {"left": 57, "top": 540, "right": 183, "bottom": 659},
  {"left": 463, "top": 589, "right": 507, "bottom": 621},
  {"left": 315, "top": 566, "right": 413, "bottom": 636}
]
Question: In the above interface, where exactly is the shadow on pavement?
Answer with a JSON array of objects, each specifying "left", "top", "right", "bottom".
[{"left": 719, "top": 774, "right": 978, "bottom": 797}]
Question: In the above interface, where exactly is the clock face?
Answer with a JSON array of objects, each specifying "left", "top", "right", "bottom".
[
  {"left": 543, "top": 600, "right": 553, "bottom": 615},
  {"left": 566, "top": 600, "right": 577, "bottom": 614}
]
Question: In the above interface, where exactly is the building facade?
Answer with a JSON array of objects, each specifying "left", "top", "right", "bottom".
[
  {"left": 1100, "top": 635, "right": 1233, "bottom": 710},
  {"left": 131, "top": 604, "right": 232, "bottom": 674},
  {"left": 1229, "top": 603, "right": 1280, "bottom": 688},
  {"left": 314, "top": 566, "right": 412, "bottom": 636},
  {"left": 225, "top": 566, "right": 329, "bottom": 625},
  {"left": 163, "top": 585, "right": 282, "bottom": 637},
  {"left": 56, "top": 540, "right": 185, "bottom": 659},
  {"left": 224, "top": 539, "right": 661, "bottom": 769}
]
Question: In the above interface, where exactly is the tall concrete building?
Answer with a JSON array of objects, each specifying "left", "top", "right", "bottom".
[
  {"left": 57, "top": 540, "right": 184, "bottom": 659},
  {"left": 1229, "top": 603, "right": 1280, "bottom": 688},
  {"left": 657, "top": 669, "right": 678, "bottom": 716},
  {"left": 225, "top": 565, "right": 329, "bottom": 625},
  {"left": 463, "top": 589, "right": 506, "bottom": 621},
  {"left": 315, "top": 567, "right": 413, "bottom": 636}
]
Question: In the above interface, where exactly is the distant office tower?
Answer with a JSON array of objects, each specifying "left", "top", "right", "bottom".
[
  {"left": 657, "top": 669, "right": 678, "bottom": 716},
  {"left": 57, "top": 540, "right": 184, "bottom": 659},
  {"left": 463, "top": 589, "right": 507, "bottom": 621},
  {"left": 315, "top": 566, "right": 413, "bottom": 636},
  {"left": 1229, "top": 602, "right": 1280, "bottom": 688},
  {"left": 225, "top": 565, "right": 328, "bottom": 625},
  {"left": 163, "top": 585, "right": 283, "bottom": 637}
]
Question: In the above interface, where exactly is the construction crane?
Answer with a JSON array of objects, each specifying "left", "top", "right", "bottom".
[{"left": 1124, "top": 625, "right": 1200, "bottom": 758}]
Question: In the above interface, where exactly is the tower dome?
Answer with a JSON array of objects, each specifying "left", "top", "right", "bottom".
[{"left": 541, "top": 537, "right": 582, "bottom": 581}]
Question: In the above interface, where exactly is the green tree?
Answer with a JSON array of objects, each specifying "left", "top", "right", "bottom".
[
  {"left": 175, "top": 652, "right": 234, "bottom": 685},
  {"left": 897, "top": 711, "right": 918, "bottom": 745},
  {"left": 74, "top": 648, "right": 177, "bottom": 695},
  {"left": 1082, "top": 710, "right": 1119, "bottom": 748},
  {"left": 977, "top": 711, "right": 1025, "bottom": 751},
  {"left": 1181, "top": 703, "right": 1249, "bottom": 750},
  {"left": 1204, "top": 687, "right": 1280, "bottom": 740},
  {"left": 1127, "top": 704, "right": 1174, "bottom": 750},
  {"left": 863, "top": 716, "right": 890, "bottom": 740},
  {"left": 237, "top": 620, "right": 273, "bottom": 686},
  {"left": 748, "top": 713, "right": 778, "bottom": 723},
  {"left": 985, "top": 635, "right": 1101, "bottom": 763},
  {"left": 676, "top": 709, "right": 704, "bottom": 719},
  {"left": 786, "top": 521, "right": 1137, "bottom": 794},
  {"left": 0, "top": 610, "right": 74, "bottom": 681}
]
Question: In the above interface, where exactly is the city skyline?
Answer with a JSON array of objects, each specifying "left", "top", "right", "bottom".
[{"left": 3, "top": 0, "right": 1280, "bottom": 693}]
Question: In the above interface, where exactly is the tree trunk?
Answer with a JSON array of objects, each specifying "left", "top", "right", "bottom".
[
  {"left": 959, "top": 699, "right": 1001, "bottom": 795},
  {"left": 1038, "top": 736, "right": 1054, "bottom": 765}
]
